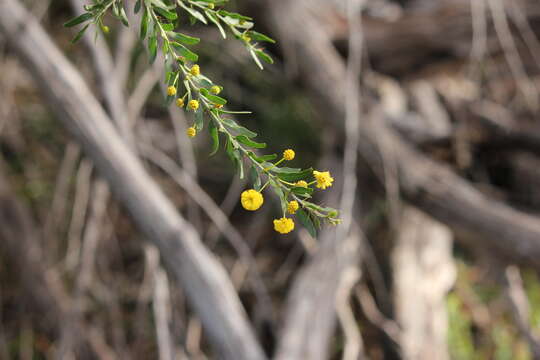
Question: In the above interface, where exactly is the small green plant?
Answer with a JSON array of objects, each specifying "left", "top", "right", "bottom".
[{"left": 65, "top": 0, "right": 340, "bottom": 235}]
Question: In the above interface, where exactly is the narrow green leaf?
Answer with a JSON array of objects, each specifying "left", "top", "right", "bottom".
[
  {"left": 134, "top": 0, "right": 142, "bottom": 14},
  {"left": 291, "top": 186, "right": 314, "bottom": 196},
  {"left": 148, "top": 35, "right": 158, "bottom": 64},
  {"left": 170, "top": 42, "right": 198, "bottom": 62},
  {"left": 206, "top": 11, "right": 226, "bottom": 39},
  {"left": 169, "top": 32, "right": 200, "bottom": 45},
  {"left": 194, "top": 106, "right": 204, "bottom": 131},
  {"left": 70, "top": 23, "right": 90, "bottom": 43},
  {"left": 64, "top": 13, "right": 93, "bottom": 27},
  {"left": 255, "top": 49, "right": 273, "bottom": 64},
  {"left": 250, "top": 166, "right": 261, "bottom": 191},
  {"left": 297, "top": 209, "right": 317, "bottom": 237},
  {"left": 249, "top": 48, "right": 264, "bottom": 70},
  {"left": 235, "top": 135, "right": 266, "bottom": 149},
  {"left": 202, "top": 93, "right": 227, "bottom": 105},
  {"left": 119, "top": 5, "right": 130, "bottom": 26},
  {"left": 248, "top": 31, "right": 276, "bottom": 43},
  {"left": 140, "top": 8, "right": 149, "bottom": 39},
  {"left": 178, "top": 2, "right": 207, "bottom": 24},
  {"left": 221, "top": 118, "right": 257, "bottom": 138},
  {"left": 162, "top": 23, "right": 175, "bottom": 31},
  {"left": 154, "top": 7, "right": 178, "bottom": 20},
  {"left": 274, "top": 168, "right": 314, "bottom": 182},
  {"left": 209, "top": 121, "right": 219, "bottom": 156}
]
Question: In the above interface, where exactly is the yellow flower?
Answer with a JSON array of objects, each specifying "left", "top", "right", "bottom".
[
  {"left": 295, "top": 180, "right": 308, "bottom": 188},
  {"left": 210, "top": 85, "right": 221, "bottom": 95},
  {"left": 208, "top": 3, "right": 215, "bottom": 9},
  {"left": 214, "top": 103, "right": 223, "bottom": 109},
  {"left": 283, "top": 149, "right": 295, "bottom": 161},
  {"left": 241, "top": 189, "right": 264, "bottom": 211},
  {"left": 176, "top": 98, "right": 184, "bottom": 108},
  {"left": 190, "top": 64, "right": 200, "bottom": 76},
  {"left": 167, "top": 86, "right": 177, "bottom": 96},
  {"left": 101, "top": 25, "right": 110, "bottom": 34},
  {"left": 186, "top": 127, "right": 196, "bottom": 138},
  {"left": 313, "top": 170, "right": 334, "bottom": 190},
  {"left": 188, "top": 100, "right": 199, "bottom": 111},
  {"left": 273, "top": 217, "right": 294, "bottom": 234},
  {"left": 287, "top": 200, "right": 299, "bottom": 214}
]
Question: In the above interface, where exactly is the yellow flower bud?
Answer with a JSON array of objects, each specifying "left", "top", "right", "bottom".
[
  {"left": 283, "top": 149, "right": 295, "bottom": 161},
  {"left": 101, "top": 25, "right": 110, "bottom": 34},
  {"left": 176, "top": 98, "right": 184, "bottom": 108},
  {"left": 186, "top": 127, "right": 196, "bottom": 138},
  {"left": 188, "top": 100, "right": 199, "bottom": 111},
  {"left": 208, "top": 3, "right": 215, "bottom": 9},
  {"left": 167, "top": 86, "right": 177, "bottom": 96},
  {"left": 295, "top": 180, "right": 308, "bottom": 188},
  {"left": 241, "top": 189, "right": 264, "bottom": 211},
  {"left": 190, "top": 64, "right": 200, "bottom": 76},
  {"left": 210, "top": 85, "right": 221, "bottom": 95}
]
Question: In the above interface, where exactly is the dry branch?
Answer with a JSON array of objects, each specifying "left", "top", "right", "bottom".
[{"left": 269, "top": 0, "right": 540, "bottom": 269}]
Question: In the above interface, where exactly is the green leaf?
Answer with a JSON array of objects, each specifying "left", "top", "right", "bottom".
[
  {"left": 247, "top": 152, "right": 277, "bottom": 163},
  {"left": 134, "top": 0, "right": 142, "bottom": 14},
  {"left": 170, "top": 42, "right": 198, "bottom": 62},
  {"left": 249, "top": 48, "right": 264, "bottom": 70},
  {"left": 154, "top": 7, "right": 178, "bottom": 20},
  {"left": 178, "top": 2, "right": 207, "bottom": 24},
  {"left": 273, "top": 168, "right": 314, "bottom": 182},
  {"left": 297, "top": 209, "right": 317, "bottom": 237},
  {"left": 148, "top": 35, "right": 158, "bottom": 64},
  {"left": 201, "top": 92, "right": 227, "bottom": 105},
  {"left": 217, "top": 10, "right": 252, "bottom": 21},
  {"left": 162, "top": 23, "right": 175, "bottom": 31},
  {"left": 209, "top": 121, "right": 220, "bottom": 156},
  {"left": 64, "top": 13, "right": 93, "bottom": 27},
  {"left": 221, "top": 118, "right": 257, "bottom": 138},
  {"left": 194, "top": 106, "right": 204, "bottom": 131},
  {"left": 119, "top": 5, "right": 130, "bottom": 26},
  {"left": 169, "top": 32, "right": 200, "bottom": 45},
  {"left": 248, "top": 31, "right": 276, "bottom": 43},
  {"left": 140, "top": 8, "right": 149, "bottom": 39},
  {"left": 206, "top": 11, "right": 226, "bottom": 39},
  {"left": 291, "top": 186, "right": 314, "bottom": 196},
  {"left": 235, "top": 135, "right": 266, "bottom": 149},
  {"left": 255, "top": 49, "right": 273, "bottom": 64},
  {"left": 70, "top": 23, "right": 90, "bottom": 43},
  {"left": 249, "top": 166, "right": 261, "bottom": 191}
]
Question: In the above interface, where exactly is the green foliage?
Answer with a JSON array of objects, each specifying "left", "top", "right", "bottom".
[{"left": 65, "top": 0, "right": 340, "bottom": 235}]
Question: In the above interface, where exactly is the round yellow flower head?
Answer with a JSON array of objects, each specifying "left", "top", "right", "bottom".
[
  {"left": 273, "top": 217, "right": 294, "bottom": 234},
  {"left": 295, "top": 180, "right": 308, "bottom": 188},
  {"left": 190, "top": 64, "right": 200, "bottom": 76},
  {"left": 283, "top": 149, "right": 295, "bottom": 161},
  {"left": 210, "top": 85, "right": 221, "bottom": 95},
  {"left": 186, "top": 127, "right": 196, "bottom": 138},
  {"left": 167, "top": 86, "right": 177, "bottom": 97},
  {"left": 188, "top": 99, "right": 199, "bottom": 111},
  {"left": 241, "top": 189, "right": 264, "bottom": 211},
  {"left": 101, "top": 25, "right": 110, "bottom": 34},
  {"left": 242, "top": 34, "right": 251, "bottom": 43},
  {"left": 313, "top": 170, "right": 334, "bottom": 190},
  {"left": 176, "top": 98, "right": 184, "bottom": 108},
  {"left": 209, "top": 3, "right": 215, "bottom": 9},
  {"left": 287, "top": 200, "right": 299, "bottom": 214}
]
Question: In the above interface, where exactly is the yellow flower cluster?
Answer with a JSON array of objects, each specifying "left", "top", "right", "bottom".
[
  {"left": 186, "top": 127, "right": 196, "bottom": 138},
  {"left": 167, "top": 86, "right": 177, "bottom": 96},
  {"left": 190, "top": 64, "right": 200, "bottom": 76},
  {"left": 188, "top": 99, "right": 199, "bottom": 111},
  {"left": 287, "top": 200, "right": 299, "bottom": 214},
  {"left": 295, "top": 180, "right": 308, "bottom": 188},
  {"left": 313, "top": 170, "right": 334, "bottom": 190},
  {"left": 176, "top": 98, "right": 184, "bottom": 108},
  {"left": 283, "top": 149, "right": 295, "bottom": 161},
  {"left": 273, "top": 217, "right": 294, "bottom": 234},
  {"left": 210, "top": 85, "right": 221, "bottom": 95},
  {"left": 241, "top": 189, "right": 264, "bottom": 211}
]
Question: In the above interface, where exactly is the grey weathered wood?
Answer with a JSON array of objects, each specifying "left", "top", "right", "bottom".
[
  {"left": 0, "top": 1, "right": 265, "bottom": 359},
  {"left": 269, "top": 0, "right": 540, "bottom": 269}
]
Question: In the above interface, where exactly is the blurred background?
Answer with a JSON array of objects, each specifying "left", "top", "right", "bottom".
[{"left": 2, "top": 0, "right": 540, "bottom": 359}]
